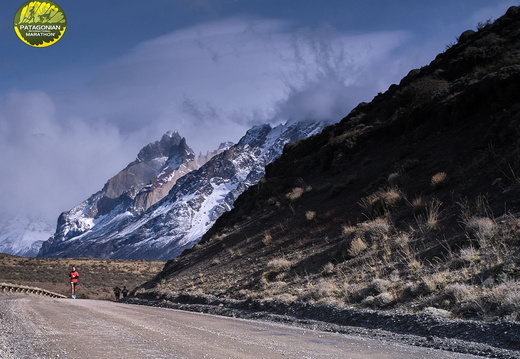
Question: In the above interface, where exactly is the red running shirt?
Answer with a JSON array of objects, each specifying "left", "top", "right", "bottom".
[{"left": 69, "top": 271, "right": 79, "bottom": 283}]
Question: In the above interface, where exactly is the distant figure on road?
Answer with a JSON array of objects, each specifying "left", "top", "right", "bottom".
[
  {"left": 122, "top": 286, "right": 129, "bottom": 298},
  {"left": 113, "top": 286, "right": 121, "bottom": 301},
  {"left": 69, "top": 266, "right": 79, "bottom": 299}
]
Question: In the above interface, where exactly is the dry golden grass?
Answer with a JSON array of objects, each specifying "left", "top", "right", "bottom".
[
  {"left": 0, "top": 254, "right": 164, "bottom": 300},
  {"left": 266, "top": 258, "right": 292, "bottom": 272},
  {"left": 465, "top": 216, "right": 496, "bottom": 245},
  {"left": 262, "top": 232, "right": 273, "bottom": 246},
  {"left": 342, "top": 225, "right": 357, "bottom": 236},
  {"left": 286, "top": 187, "right": 305, "bottom": 201},
  {"left": 348, "top": 237, "right": 368, "bottom": 257},
  {"left": 411, "top": 196, "right": 427, "bottom": 215},
  {"left": 305, "top": 210, "right": 316, "bottom": 221},
  {"left": 358, "top": 218, "right": 391, "bottom": 237},
  {"left": 359, "top": 188, "right": 404, "bottom": 216},
  {"left": 300, "top": 279, "right": 338, "bottom": 302},
  {"left": 431, "top": 172, "right": 448, "bottom": 189},
  {"left": 135, "top": 179, "right": 519, "bottom": 322},
  {"left": 426, "top": 198, "right": 443, "bottom": 229}
]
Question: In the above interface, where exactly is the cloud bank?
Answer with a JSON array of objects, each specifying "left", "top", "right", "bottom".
[
  {"left": 72, "top": 18, "right": 413, "bottom": 151},
  {"left": 4, "top": 6, "right": 508, "bottom": 221},
  {"left": 0, "top": 91, "right": 139, "bottom": 219}
]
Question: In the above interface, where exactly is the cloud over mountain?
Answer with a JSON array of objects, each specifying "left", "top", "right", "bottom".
[{"left": 2, "top": 5, "right": 510, "bottom": 224}]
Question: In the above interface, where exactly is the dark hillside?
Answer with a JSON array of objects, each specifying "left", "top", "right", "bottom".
[{"left": 135, "top": 7, "right": 520, "bottom": 323}]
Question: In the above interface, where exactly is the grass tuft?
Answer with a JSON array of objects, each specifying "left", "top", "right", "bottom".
[{"left": 431, "top": 172, "right": 449, "bottom": 189}]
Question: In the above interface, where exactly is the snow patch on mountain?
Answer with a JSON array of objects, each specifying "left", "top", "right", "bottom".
[{"left": 39, "top": 121, "right": 327, "bottom": 260}]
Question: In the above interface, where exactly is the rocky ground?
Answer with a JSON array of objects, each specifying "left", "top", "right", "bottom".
[{"left": 123, "top": 294, "right": 520, "bottom": 359}]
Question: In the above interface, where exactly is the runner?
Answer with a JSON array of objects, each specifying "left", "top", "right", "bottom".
[{"left": 69, "top": 266, "right": 79, "bottom": 299}]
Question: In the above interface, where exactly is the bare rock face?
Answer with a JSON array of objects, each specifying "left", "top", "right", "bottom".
[
  {"left": 104, "top": 132, "right": 192, "bottom": 201},
  {"left": 132, "top": 140, "right": 234, "bottom": 212}
]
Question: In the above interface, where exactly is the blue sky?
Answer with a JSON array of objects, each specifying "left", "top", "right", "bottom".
[{"left": 0, "top": 0, "right": 516, "bottom": 220}]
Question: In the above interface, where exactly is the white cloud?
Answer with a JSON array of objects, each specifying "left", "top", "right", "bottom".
[
  {"left": 275, "top": 27, "right": 412, "bottom": 122},
  {"left": 0, "top": 16, "right": 452, "bottom": 222},
  {"left": 0, "top": 90, "right": 140, "bottom": 220},
  {"left": 75, "top": 18, "right": 413, "bottom": 152}
]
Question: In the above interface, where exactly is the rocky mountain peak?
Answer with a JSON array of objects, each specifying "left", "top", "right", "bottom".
[
  {"left": 237, "top": 124, "right": 272, "bottom": 147},
  {"left": 102, "top": 132, "right": 194, "bottom": 200},
  {"left": 135, "top": 131, "right": 191, "bottom": 164},
  {"left": 38, "top": 120, "right": 327, "bottom": 259}
]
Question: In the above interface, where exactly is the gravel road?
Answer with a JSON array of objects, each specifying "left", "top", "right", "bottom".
[{"left": 0, "top": 296, "right": 486, "bottom": 359}]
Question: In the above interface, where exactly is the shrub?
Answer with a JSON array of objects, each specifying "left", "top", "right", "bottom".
[
  {"left": 359, "top": 218, "right": 391, "bottom": 238},
  {"left": 381, "top": 188, "right": 404, "bottom": 207},
  {"left": 313, "top": 280, "right": 337, "bottom": 298},
  {"left": 340, "top": 283, "right": 364, "bottom": 303},
  {"left": 492, "top": 281, "right": 520, "bottom": 319},
  {"left": 411, "top": 196, "right": 427, "bottom": 215},
  {"left": 266, "top": 258, "right": 292, "bottom": 272},
  {"left": 262, "top": 232, "right": 273, "bottom": 246},
  {"left": 419, "top": 278, "right": 438, "bottom": 295},
  {"left": 263, "top": 258, "right": 292, "bottom": 283},
  {"left": 369, "top": 278, "right": 392, "bottom": 295},
  {"left": 446, "top": 283, "right": 472, "bottom": 303},
  {"left": 416, "top": 198, "right": 443, "bottom": 231},
  {"left": 322, "top": 262, "right": 334, "bottom": 275},
  {"left": 342, "top": 225, "right": 356, "bottom": 237},
  {"left": 465, "top": 216, "right": 496, "bottom": 245},
  {"left": 286, "top": 185, "right": 311, "bottom": 201},
  {"left": 477, "top": 18, "right": 493, "bottom": 31},
  {"left": 394, "top": 233, "right": 410, "bottom": 248},
  {"left": 431, "top": 172, "right": 448, "bottom": 189},
  {"left": 348, "top": 237, "right": 368, "bottom": 257},
  {"left": 459, "top": 246, "right": 480, "bottom": 263},
  {"left": 286, "top": 187, "right": 305, "bottom": 201},
  {"left": 407, "top": 258, "right": 423, "bottom": 273},
  {"left": 426, "top": 199, "right": 443, "bottom": 229},
  {"left": 272, "top": 293, "right": 298, "bottom": 305},
  {"left": 301, "top": 280, "right": 337, "bottom": 301},
  {"left": 305, "top": 211, "right": 316, "bottom": 221},
  {"left": 359, "top": 188, "right": 404, "bottom": 215}
]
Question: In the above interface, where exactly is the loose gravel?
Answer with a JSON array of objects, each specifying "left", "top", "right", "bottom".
[{"left": 0, "top": 296, "right": 63, "bottom": 359}]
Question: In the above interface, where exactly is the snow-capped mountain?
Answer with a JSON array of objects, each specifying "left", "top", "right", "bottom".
[
  {"left": 0, "top": 215, "right": 54, "bottom": 257},
  {"left": 39, "top": 121, "right": 326, "bottom": 260},
  {"left": 38, "top": 131, "right": 229, "bottom": 258}
]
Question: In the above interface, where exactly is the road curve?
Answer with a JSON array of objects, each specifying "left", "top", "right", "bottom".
[{"left": 0, "top": 296, "right": 479, "bottom": 359}]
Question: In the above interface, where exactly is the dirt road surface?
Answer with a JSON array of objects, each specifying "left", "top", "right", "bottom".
[{"left": 0, "top": 296, "right": 480, "bottom": 359}]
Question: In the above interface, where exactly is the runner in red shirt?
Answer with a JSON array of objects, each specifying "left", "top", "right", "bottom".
[{"left": 69, "top": 266, "right": 79, "bottom": 299}]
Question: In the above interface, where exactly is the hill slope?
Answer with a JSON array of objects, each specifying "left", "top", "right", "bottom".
[{"left": 135, "top": 7, "right": 520, "bottom": 322}]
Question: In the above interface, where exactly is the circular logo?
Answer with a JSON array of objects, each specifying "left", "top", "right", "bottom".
[{"left": 14, "top": 1, "right": 67, "bottom": 47}]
